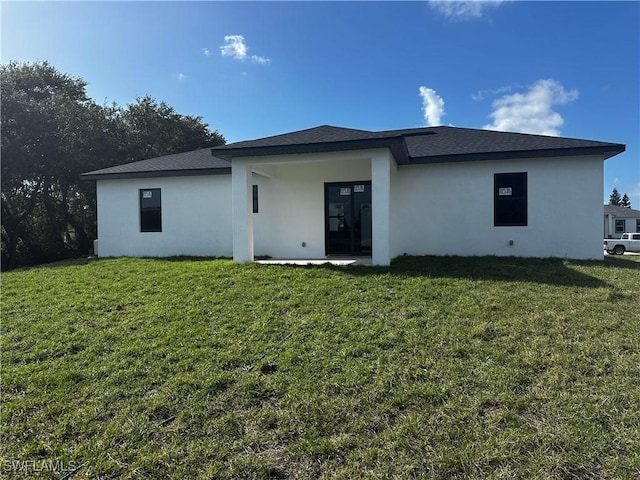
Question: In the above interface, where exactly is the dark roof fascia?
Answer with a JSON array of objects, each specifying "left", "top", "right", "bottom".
[
  {"left": 407, "top": 144, "right": 626, "bottom": 165},
  {"left": 215, "top": 137, "right": 410, "bottom": 164},
  {"left": 81, "top": 167, "right": 231, "bottom": 181}
]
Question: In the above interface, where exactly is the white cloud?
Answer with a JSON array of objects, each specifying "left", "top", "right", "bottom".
[
  {"left": 220, "top": 34, "right": 270, "bottom": 64},
  {"left": 202, "top": 47, "right": 211, "bottom": 56},
  {"left": 483, "top": 79, "right": 578, "bottom": 136},
  {"left": 220, "top": 35, "right": 247, "bottom": 60},
  {"left": 472, "top": 84, "right": 517, "bottom": 101},
  {"left": 614, "top": 177, "right": 620, "bottom": 185},
  {"left": 177, "top": 73, "right": 187, "bottom": 81},
  {"left": 251, "top": 55, "right": 270, "bottom": 65},
  {"left": 429, "top": 0, "right": 504, "bottom": 20},
  {"left": 419, "top": 86, "right": 446, "bottom": 127}
]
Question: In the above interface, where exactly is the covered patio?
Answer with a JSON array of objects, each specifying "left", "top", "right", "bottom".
[{"left": 229, "top": 148, "right": 397, "bottom": 266}]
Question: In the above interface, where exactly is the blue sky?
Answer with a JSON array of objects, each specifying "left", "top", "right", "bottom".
[{"left": 2, "top": 1, "right": 639, "bottom": 206}]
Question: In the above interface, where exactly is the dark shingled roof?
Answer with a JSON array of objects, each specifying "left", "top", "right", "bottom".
[
  {"left": 214, "top": 125, "right": 625, "bottom": 164},
  {"left": 81, "top": 148, "right": 231, "bottom": 180},
  {"left": 604, "top": 204, "right": 640, "bottom": 217},
  {"left": 82, "top": 125, "right": 625, "bottom": 179},
  {"left": 399, "top": 126, "right": 624, "bottom": 163}
]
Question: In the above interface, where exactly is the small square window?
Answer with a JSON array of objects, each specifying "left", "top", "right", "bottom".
[
  {"left": 494, "top": 173, "right": 527, "bottom": 227},
  {"left": 140, "top": 189, "right": 162, "bottom": 232}
]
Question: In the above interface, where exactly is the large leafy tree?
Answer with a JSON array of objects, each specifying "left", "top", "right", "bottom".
[
  {"left": 1, "top": 61, "right": 96, "bottom": 267},
  {"left": 1, "top": 61, "right": 225, "bottom": 269},
  {"left": 122, "top": 96, "right": 225, "bottom": 162}
]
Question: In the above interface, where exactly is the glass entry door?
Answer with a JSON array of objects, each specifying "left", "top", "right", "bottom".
[{"left": 325, "top": 181, "right": 372, "bottom": 256}]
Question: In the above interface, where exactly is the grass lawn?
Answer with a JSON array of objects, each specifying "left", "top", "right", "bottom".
[{"left": 2, "top": 255, "right": 639, "bottom": 479}]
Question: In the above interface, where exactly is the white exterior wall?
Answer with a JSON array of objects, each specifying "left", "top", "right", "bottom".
[
  {"left": 622, "top": 218, "right": 640, "bottom": 234},
  {"left": 95, "top": 153, "right": 606, "bottom": 261},
  {"left": 605, "top": 216, "right": 640, "bottom": 238},
  {"left": 96, "top": 175, "right": 232, "bottom": 257},
  {"left": 390, "top": 155, "right": 605, "bottom": 260}
]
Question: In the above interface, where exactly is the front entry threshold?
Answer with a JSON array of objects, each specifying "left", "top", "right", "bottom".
[{"left": 256, "top": 257, "right": 372, "bottom": 266}]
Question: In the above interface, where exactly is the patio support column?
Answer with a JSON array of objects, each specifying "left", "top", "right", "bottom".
[
  {"left": 371, "top": 150, "right": 392, "bottom": 266},
  {"left": 607, "top": 214, "right": 614, "bottom": 238},
  {"left": 232, "top": 159, "right": 254, "bottom": 263}
]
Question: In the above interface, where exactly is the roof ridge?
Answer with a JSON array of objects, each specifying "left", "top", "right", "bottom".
[{"left": 218, "top": 124, "right": 376, "bottom": 149}]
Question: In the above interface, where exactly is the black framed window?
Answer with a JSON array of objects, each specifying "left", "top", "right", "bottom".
[
  {"left": 636, "top": 219, "right": 640, "bottom": 233},
  {"left": 494, "top": 173, "right": 527, "bottom": 227},
  {"left": 615, "top": 219, "right": 625, "bottom": 234},
  {"left": 252, "top": 185, "right": 259, "bottom": 213},
  {"left": 140, "top": 189, "right": 162, "bottom": 232}
]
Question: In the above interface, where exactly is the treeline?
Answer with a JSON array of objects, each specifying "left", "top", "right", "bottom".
[
  {"left": 609, "top": 188, "right": 632, "bottom": 208},
  {"left": 1, "top": 61, "right": 225, "bottom": 270}
]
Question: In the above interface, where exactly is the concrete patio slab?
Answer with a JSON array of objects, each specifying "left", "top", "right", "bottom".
[{"left": 256, "top": 257, "right": 373, "bottom": 266}]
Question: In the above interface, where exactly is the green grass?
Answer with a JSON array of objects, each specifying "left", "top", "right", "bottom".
[{"left": 2, "top": 255, "right": 639, "bottom": 479}]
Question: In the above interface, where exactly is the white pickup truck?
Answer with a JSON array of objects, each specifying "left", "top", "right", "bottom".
[{"left": 604, "top": 232, "right": 640, "bottom": 255}]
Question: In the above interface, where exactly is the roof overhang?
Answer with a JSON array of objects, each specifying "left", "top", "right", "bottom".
[
  {"left": 80, "top": 167, "right": 231, "bottom": 181},
  {"left": 407, "top": 144, "right": 626, "bottom": 165},
  {"left": 215, "top": 138, "right": 624, "bottom": 166},
  {"left": 214, "top": 136, "right": 410, "bottom": 164}
]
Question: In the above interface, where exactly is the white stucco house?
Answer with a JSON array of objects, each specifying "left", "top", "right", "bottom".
[
  {"left": 82, "top": 125, "right": 625, "bottom": 265},
  {"left": 604, "top": 204, "right": 640, "bottom": 238}
]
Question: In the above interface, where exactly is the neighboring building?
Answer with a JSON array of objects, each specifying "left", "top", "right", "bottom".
[
  {"left": 604, "top": 204, "right": 640, "bottom": 238},
  {"left": 82, "top": 125, "right": 625, "bottom": 265}
]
